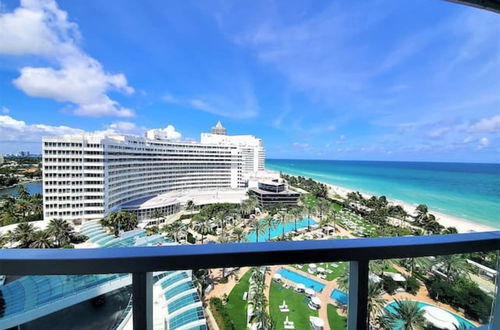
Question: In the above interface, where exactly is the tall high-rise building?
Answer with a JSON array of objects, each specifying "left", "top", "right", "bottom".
[{"left": 42, "top": 123, "right": 264, "bottom": 223}]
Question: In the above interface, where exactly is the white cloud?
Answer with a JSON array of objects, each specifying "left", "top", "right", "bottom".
[
  {"left": 469, "top": 115, "right": 500, "bottom": 133},
  {"left": 1, "top": 106, "right": 10, "bottom": 114},
  {"left": 162, "top": 93, "right": 180, "bottom": 104},
  {"left": 161, "top": 90, "right": 258, "bottom": 119},
  {"left": 107, "top": 121, "right": 138, "bottom": 132},
  {"left": 479, "top": 137, "right": 489, "bottom": 148},
  {"left": 427, "top": 126, "right": 451, "bottom": 139},
  {"left": 154, "top": 125, "right": 182, "bottom": 140},
  {"left": 292, "top": 142, "right": 308, "bottom": 148},
  {"left": 336, "top": 134, "right": 346, "bottom": 144},
  {"left": 326, "top": 124, "right": 336, "bottom": 132},
  {"left": 0, "top": 0, "right": 134, "bottom": 117},
  {"left": 0, "top": 115, "right": 84, "bottom": 142}
]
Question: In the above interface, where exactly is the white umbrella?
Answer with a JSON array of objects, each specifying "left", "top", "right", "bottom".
[
  {"left": 310, "top": 316, "right": 325, "bottom": 327},
  {"left": 311, "top": 297, "right": 321, "bottom": 305},
  {"left": 309, "top": 263, "right": 317, "bottom": 269},
  {"left": 305, "top": 288, "right": 315, "bottom": 296},
  {"left": 317, "top": 267, "right": 325, "bottom": 273},
  {"left": 297, "top": 283, "right": 305, "bottom": 290},
  {"left": 422, "top": 306, "right": 459, "bottom": 330},
  {"left": 273, "top": 273, "right": 282, "bottom": 280},
  {"left": 390, "top": 273, "right": 406, "bottom": 282}
]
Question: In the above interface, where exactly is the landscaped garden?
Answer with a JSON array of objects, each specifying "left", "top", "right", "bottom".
[
  {"left": 225, "top": 270, "right": 252, "bottom": 329},
  {"left": 327, "top": 304, "right": 347, "bottom": 330},
  {"left": 269, "top": 281, "right": 318, "bottom": 330}
]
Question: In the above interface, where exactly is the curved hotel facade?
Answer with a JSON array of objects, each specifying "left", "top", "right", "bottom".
[{"left": 42, "top": 123, "right": 264, "bottom": 223}]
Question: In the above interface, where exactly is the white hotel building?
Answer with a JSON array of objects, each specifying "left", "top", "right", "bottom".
[{"left": 42, "top": 122, "right": 264, "bottom": 224}]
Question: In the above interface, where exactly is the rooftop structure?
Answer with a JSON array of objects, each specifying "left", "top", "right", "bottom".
[
  {"left": 249, "top": 178, "right": 300, "bottom": 207},
  {"left": 211, "top": 120, "right": 227, "bottom": 135}
]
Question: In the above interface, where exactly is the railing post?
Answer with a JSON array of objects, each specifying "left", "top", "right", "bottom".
[
  {"left": 490, "top": 270, "right": 500, "bottom": 329},
  {"left": 348, "top": 260, "right": 369, "bottom": 330},
  {"left": 132, "top": 272, "right": 153, "bottom": 330}
]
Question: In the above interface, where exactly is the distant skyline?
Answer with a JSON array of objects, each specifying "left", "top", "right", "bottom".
[{"left": 0, "top": 0, "right": 499, "bottom": 163}]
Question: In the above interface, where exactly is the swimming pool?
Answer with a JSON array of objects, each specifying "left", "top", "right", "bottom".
[
  {"left": 385, "top": 301, "right": 476, "bottom": 329},
  {"left": 330, "top": 289, "right": 348, "bottom": 305},
  {"left": 246, "top": 217, "right": 316, "bottom": 242},
  {"left": 277, "top": 268, "right": 325, "bottom": 292}
]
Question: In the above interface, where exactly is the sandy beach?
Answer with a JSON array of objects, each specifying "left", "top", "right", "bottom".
[{"left": 283, "top": 172, "right": 498, "bottom": 233}]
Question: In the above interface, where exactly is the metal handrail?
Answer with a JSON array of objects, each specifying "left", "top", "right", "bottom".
[{"left": 1, "top": 231, "right": 499, "bottom": 330}]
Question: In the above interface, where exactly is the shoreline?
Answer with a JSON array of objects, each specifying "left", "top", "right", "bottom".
[{"left": 276, "top": 170, "right": 498, "bottom": 233}]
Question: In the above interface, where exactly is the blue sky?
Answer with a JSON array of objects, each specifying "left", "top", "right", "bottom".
[{"left": 0, "top": 0, "right": 499, "bottom": 162}]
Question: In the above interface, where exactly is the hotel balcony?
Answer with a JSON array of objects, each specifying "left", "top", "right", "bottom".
[{"left": 0, "top": 231, "right": 498, "bottom": 330}]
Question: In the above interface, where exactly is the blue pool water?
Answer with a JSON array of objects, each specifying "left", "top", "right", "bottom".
[
  {"left": 266, "top": 159, "right": 500, "bottom": 228},
  {"left": 385, "top": 301, "right": 476, "bottom": 329},
  {"left": 330, "top": 289, "right": 348, "bottom": 305},
  {"left": 246, "top": 217, "right": 316, "bottom": 242},
  {"left": 277, "top": 268, "right": 325, "bottom": 292}
]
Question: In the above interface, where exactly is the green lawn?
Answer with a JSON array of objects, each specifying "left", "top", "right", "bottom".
[
  {"left": 327, "top": 304, "right": 347, "bottom": 330},
  {"left": 384, "top": 263, "right": 398, "bottom": 273},
  {"left": 293, "top": 262, "right": 348, "bottom": 282},
  {"left": 225, "top": 269, "right": 252, "bottom": 329},
  {"left": 269, "top": 281, "right": 318, "bottom": 330}
]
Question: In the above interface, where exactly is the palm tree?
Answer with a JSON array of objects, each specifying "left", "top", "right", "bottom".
[
  {"left": 101, "top": 211, "right": 138, "bottom": 237},
  {"left": 30, "top": 230, "right": 53, "bottom": 248},
  {"left": 370, "top": 259, "right": 390, "bottom": 277},
  {"left": 196, "top": 217, "right": 212, "bottom": 244},
  {"left": 263, "top": 217, "right": 276, "bottom": 241},
  {"left": 436, "top": 254, "right": 469, "bottom": 279},
  {"left": 275, "top": 210, "right": 289, "bottom": 240},
  {"left": 12, "top": 222, "right": 35, "bottom": 248},
  {"left": 316, "top": 198, "right": 330, "bottom": 220},
  {"left": 15, "top": 199, "right": 30, "bottom": 220},
  {"left": 338, "top": 267, "right": 349, "bottom": 292},
  {"left": 29, "top": 193, "right": 43, "bottom": 219},
  {"left": 289, "top": 206, "right": 302, "bottom": 232},
  {"left": 232, "top": 227, "right": 246, "bottom": 243},
  {"left": 47, "top": 218, "right": 74, "bottom": 247},
  {"left": 404, "top": 257, "right": 432, "bottom": 276},
  {"left": 152, "top": 209, "right": 164, "bottom": 226},
  {"left": 367, "top": 281, "right": 386, "bottom": 318},
  {"left": 376, "top": 314, "right": 396, "bottom": 330},
  {"left": 250, "top": 218, "right": 266, "bottom": 243},
  {"left": 328, "top": 206, "right": 339, "bottom": 232},
  {"left": 17, "top": 185, "right": 30, "bottom": 200},
  {"left": 241, "top": 196, "right": 258, "bottom": 218},
  {"left": 386, "top": 299, "right": 426, "bottom": 330}
]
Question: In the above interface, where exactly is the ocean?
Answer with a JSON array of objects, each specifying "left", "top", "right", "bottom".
[{"left": 266, "top": 159, "right": 500, "bottom": 228}]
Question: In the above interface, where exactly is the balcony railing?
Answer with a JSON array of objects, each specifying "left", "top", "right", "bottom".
[{"left": 1, "top": 231, "right": 499, "bottom": 330}]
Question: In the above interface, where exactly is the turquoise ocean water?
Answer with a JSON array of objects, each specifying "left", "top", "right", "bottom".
[{"left": 266, "top": 159, "right": 500, "bottom": 228}]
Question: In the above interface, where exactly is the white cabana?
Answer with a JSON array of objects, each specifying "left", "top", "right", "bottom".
[
  {"left": 386, "top": 272, "right": 406, "bottom": 282},
  {"left": 309, "top": 263, "right": 317, "bottom": 269},
  {"left": 322, "top": 226, "right": 335, "bottom": 235},
  {"left": 308, "top": 296, "right": 321, "bottom": 310},
  {"left": 295, "top": 283, "right": 305, "bottom": 292},
  {"left": 305, "top": 288, "right": 315, "bottom": 297},
  {"left": 311, "top": 297, "right": 321, "bottom": 305},
  {"left": 369, "top": 274, "right": 382, "bottom": 283},
  {"left": 422, "top": 306, "right": 459, "bottom": 330},
  {"left": 310, "top": 316, "right": 325, "bottom": 330},
  {"left": 273, "top": 273, "right": 282, "bottom": 281},
  {"left": 317, "top": 267, "right": 326, "bottom": 273}
]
